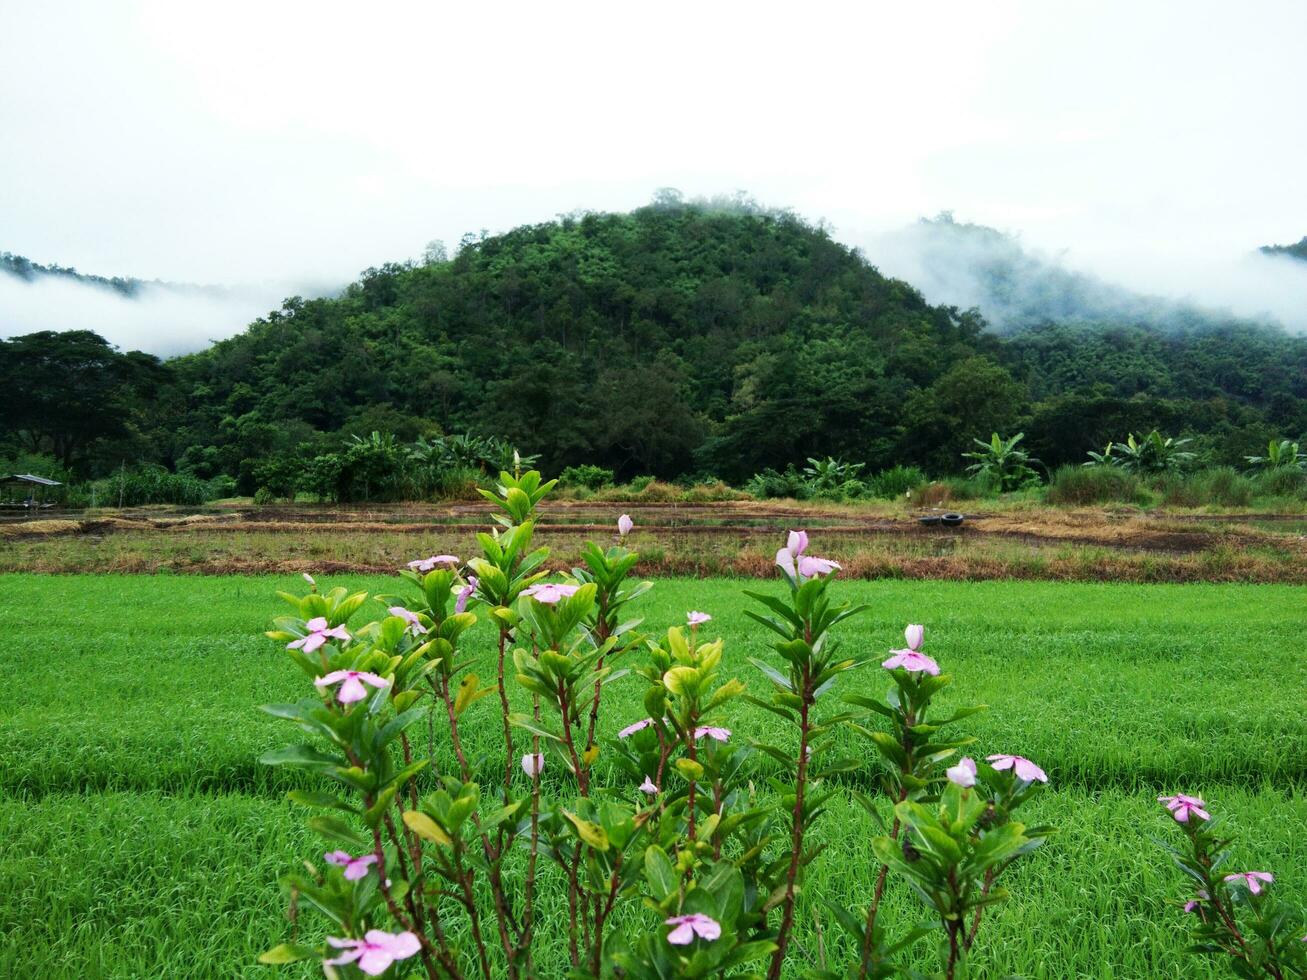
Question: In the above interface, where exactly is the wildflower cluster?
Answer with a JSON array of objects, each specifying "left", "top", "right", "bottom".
[{"left": 258, "top": 475, "right": 1056, "bottom": 978}]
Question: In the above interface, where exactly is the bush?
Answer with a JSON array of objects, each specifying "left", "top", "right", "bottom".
[
  {"left": 558, "top": 464, "right": 615, "bottom": 490},
  {"left": 1047, "top": 465, "right": 1148, "bottom": 506},
  {"left": 743, "top": 466, "right": 809, "bottom": 500},
  {"left": 432, "top": 465, "right": 485, "bottom": 500},
  {"left": 867, "top": 465, "right": 928, "bottom": 500},
  {"left": 206, "top": 474, "right": 238, "bottom": 500},
  {"left": 1254, "top": 467, "right": 1307, "bottom": 500},
  {"left": 1192, "top": 467, "right": 1254, "bottom": 508},
  {"left": 1152, "top": 468, "right": 1255, "bottom": 509},
  {"left": 253, "top": 487, "right": 276, "bottom": 506},
  {"left": 682, "top": 480, "right": 750, "bottom": 503},
  {"left": 89, "top": 466, "right": 211, "bottom": 507}
]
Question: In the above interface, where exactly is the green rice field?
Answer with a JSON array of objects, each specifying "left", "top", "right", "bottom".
[{"left": 0, "top": 574, "right": 1303, "bottom": 977}]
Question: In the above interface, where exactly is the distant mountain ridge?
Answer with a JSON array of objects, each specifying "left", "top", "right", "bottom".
[
  {"left": 0, "top": 250, "right": 234, "bottom": 300},
  {"left": 1260, "top": 236, "right": 1307, "bottom": 262}
]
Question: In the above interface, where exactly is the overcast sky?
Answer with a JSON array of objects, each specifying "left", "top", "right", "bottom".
[{"left": 2, "top": 0, "right": 1305, "bottom": 351}]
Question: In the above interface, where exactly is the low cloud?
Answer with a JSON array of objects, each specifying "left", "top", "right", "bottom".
[
  {"left": 0, "top": 272, "right": 328, "bottom": 355},
  {"left": 867, "top": 216, "right": 1307, "bottom": 334}
]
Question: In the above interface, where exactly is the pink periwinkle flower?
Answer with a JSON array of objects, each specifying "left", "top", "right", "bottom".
[
  {"left": 315, "top": 669, "right": 390, "bottom": 705},
  {"left": 302, "top": 572, "right": 316, "bottom": 588},
  {"left": 288, "top": 617, "right": 351, "bottom": 654},
  {"left": 947, "top": 756, "right": 977, "bottom": 788},
  {"left": 775, "top": 530, "right": 841, "bottom": 581},
  {"left": 639, "top": 776, "right": 659, "bottom": 794},
  {"left": 618, "top": 514, "right": 634, "bottom": 537},
  {"left": 1224, "top": 872, "right": 1274, "bottom": 895},
  {"left": 694, "top": 725, "right": 731, "bottom": 742},
  {"left": 324, "top": 930, "right": 421, "bottom": 975},
  {"left": 687, "top": 610, "right": 712, "bottom": 626},
  {"left": 1158, "top": 794, "right": 1210, "bottom": 823},
  {"left": 455, "top": 576, "right": 478, "bottom": 614},
  {"left": 522, "top": 582, "right": 581, "bottom": 604},
  {"left": 618, "top": 718, "right": 655, "bottom": 738},
  {"left": 388, "top": 606, "right": 428, "bottom": 636},
  {"left": 1183, "top": 891, "right": 1209, "bottom": 913},
  {"left": 408, "top": 554, "right": 459, "bottom": 573},
  {"left": 521, "top": 753, "right": 545, "bottom": 777},
  {"left": 987, "top": 754, "right": 1048, "bottom": 783},
  {"left": 882, "top": 649, "right": 941, "bottom": 676},
  {"left": 904, "top": 624, "right": 924, "bottom": 650},
  {"left": 665, "top": 913, "right": 722, "bottom": 945},
  {"left": 324, "top": 850, "right": 378, "bottom": 881}
]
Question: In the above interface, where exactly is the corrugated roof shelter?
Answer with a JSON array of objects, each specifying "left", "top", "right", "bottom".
[{"left": 1, "top": 473, "right": 63, "bottom": 508}]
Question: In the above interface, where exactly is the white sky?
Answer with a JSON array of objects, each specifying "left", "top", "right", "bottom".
[{"left": 2, "top": 0, "right": 1306, "bottom": 350}]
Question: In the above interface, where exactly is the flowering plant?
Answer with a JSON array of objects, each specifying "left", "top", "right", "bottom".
[
  {"left": 1158, "top": 794, "right": 1306, "bottom": 978},
  {"left": 257, "top": 486, "right": 1055, "bottom": 978}
]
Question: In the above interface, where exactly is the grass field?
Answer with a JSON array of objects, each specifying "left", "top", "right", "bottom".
[{"left": 1, "top": 573, "right": 1304, "bottom": 977}]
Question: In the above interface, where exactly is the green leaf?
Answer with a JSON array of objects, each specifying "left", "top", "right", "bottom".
[
  {"left": 644, "top": 845, "right": 678, "bottom": 901},
  {"left": 258, "top": 942, "right": 317, "bottom": 965},
  {"left": 562, "top": 810, "right": 610, "bottom": 851},
  {"left": 403, "top": 810, "right": 452, "bottom": 846}
]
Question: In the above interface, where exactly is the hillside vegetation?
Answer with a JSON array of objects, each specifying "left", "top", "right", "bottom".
[{"left": 4, "top": 199, "right": 1306, "bottom": 486}]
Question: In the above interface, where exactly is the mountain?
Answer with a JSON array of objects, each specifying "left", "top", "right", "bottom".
[
  {"left": 1260, "top": 236, "right": 1307, "bottom": 262},
  {"left": 4, "top": 199, "right": 1306, "bottom": 481}
]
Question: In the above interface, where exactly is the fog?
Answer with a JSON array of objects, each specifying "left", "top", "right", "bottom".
[
  {"left": 0, "top": 273, "right": 323, "bottom": 356},
  {"left": 868, "top": 217, "right": 1307, "bottom": 333}
]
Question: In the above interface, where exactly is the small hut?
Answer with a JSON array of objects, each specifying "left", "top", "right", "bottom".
[{"left": 0, "top": 473, "right": 63, "bottom": 509}]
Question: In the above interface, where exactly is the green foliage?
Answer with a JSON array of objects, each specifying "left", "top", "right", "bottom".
[
  {"left": 1111, "top": 431, "right": 1197, "bottom": 474},
  {"left": 559, "top": 464, "right": 615, "bottom": 490},
  {"left": 866, "top": 465, "right": 929, "bottom": 500},
  {"left": 962, "top": 432, "right": 1042, "bottom": 491},
  {"left": 1244, "top": 439, "right": 1306, "bottom": 472},
  {"left": 1047, "top": 465, "right": 1148, "bottom": 506}
]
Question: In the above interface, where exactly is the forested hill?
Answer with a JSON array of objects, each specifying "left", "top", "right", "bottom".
[
  {"left": 1260, "top": 236, "right": 1307, "bottom": 262},
  {"left": 170, "top": 201, "right": 1004, "bottom": 479},
  {"left": 6, "top": 201, "right": 1306, "bottom": 483}
]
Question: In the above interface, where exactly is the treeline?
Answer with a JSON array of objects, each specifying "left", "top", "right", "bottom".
[{"left": 2, "top": 198, "right": 1306, "bottom": 492}]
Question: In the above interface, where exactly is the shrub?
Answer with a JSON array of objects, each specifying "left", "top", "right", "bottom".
[
  {"left": 432, "top": 465, "right": 485, "bottom": 500},
  {"left": 1254, "top": 467, "right": 1307, "bottom": 500},
  {"left": 252, "top": 487, "right": 276, "bottom": 506},
  {"left": 742, "top": 466, "right": 809, "bottom": 500},
  {"left": 1047, "top": 465, "right": 1148, "bottom": 506},
  {"left": 206, "top": 474, "right": 238, "bottom": 499},
  {"left": 558, "top": 464, "right": 615, "bottom": 490},
  {"left": 1192, "top": 467, "right": 1254, "bottom": 508},
  {"left": 635, "top": 479, "right": 683, "bottom": 502},
  {"left": 90, "top": 465, "right": 210, "bottom": 507},
  {"left": 682, "top": 480, "right": 750, "bottom": 503},
  {"left": 867, "top": 464, "right": 928, "bottom": 500},
  {"left": 259, "top": 483, "right": 1055, "bottom": 979}
]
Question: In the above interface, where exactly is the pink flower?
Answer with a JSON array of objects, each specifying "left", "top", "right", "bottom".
[
  {"left": 455, "top": 576, "right": 478, "bottom": 614},
  {"left": 798, "top": 555, "right": 842, "bottom": 577},
  {"left": 1224, "top": 872, "right": 1274, "bottom": 895},
  {"left": 521, "top": 753, "right": 544, "bottom": 777},
  {"left": 947, "top": 757, "right": 977, "bottom": 788},
  {"left": 388, "top": 606, "right": 428, "bottom": 636},
  {"left": 665, "top": 913, "right": 721, "bottom": 945},
  {"left": 1158, "top": 794, "right": 1210, "bottom": 823},
  {"left": 288, "top": 617, "right": 351, "bottom": 654},
  {"left": 302, "top": 572, "right": 316, "bottom": 588},
  {"left": 408, "top": 554, "right": 459, "bottom": 572},
  {"left": 904, "top": 624, "right": 924, "bottom": 650},
  {"left": 324, "top": 850, "right": 378, "bottom": 881},
  {"left": 775, "top": 530, "right": 841, "bottom": 581},
  {"left": 987, "top": 754, "right": 1048, "bottom": 783},
  {"left": 694, "top": 725, "right": 731, "bottom": 742},
  {"left": 639, "top": 776, "right": 659, "bottom": 794},
  {"left": 882, "top": 649, "right": 941, "bottom": 676},
  {"left": 687, "top": 611, "right": 712, "bottom": 626},
  {"left": 522, "top": 582, "right": 581, "bottom": 604},
  {"left": 618, "top": 718, "right": 654, "bottom": 738},
  {"left": 618, "top": 514, "right": 634, "bottom": 537},
  {"left": 1183, "top": 892, "right": 1208, "bottom": 913},
  {"left": 324, "top": 930, "right": 421, "bottom": 975},
  {"left": 315, "top": 669, "right": 390, "bottom": 704}
]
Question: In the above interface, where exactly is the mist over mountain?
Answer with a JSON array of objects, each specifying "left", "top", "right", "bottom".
[
  {"left": 871, "top": 214, "right": 1307, "bottom": 334},
  {"left": 0, "top": 251, "right": 329, "bottom": 355},
  {"left": 1260, "top": 236, "right": 1307, "bottom": 263}
]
